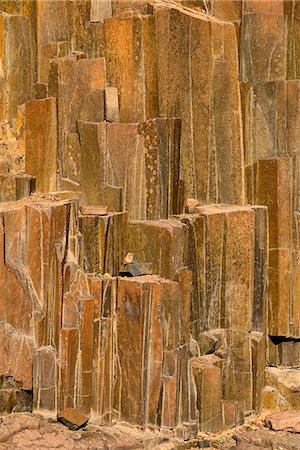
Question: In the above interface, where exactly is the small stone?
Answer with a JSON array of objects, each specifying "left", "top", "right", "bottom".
[
  {"left": 57, "top": 408, "right": 88, "bottom": 431},
  {"left": 119, "top": 254, "right": 152, "bottom": 277}
]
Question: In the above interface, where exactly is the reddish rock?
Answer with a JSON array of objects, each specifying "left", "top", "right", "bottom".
[{"left": 265, "top": 410, "right": 300, "bottom": 432}]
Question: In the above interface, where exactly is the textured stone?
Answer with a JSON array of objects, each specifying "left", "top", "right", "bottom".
[
  {"left": 0, "top": 13, "right": 34, "bottom": 125},
  {"left": 104, "top": 15, "right": 158, "bottom": 122},
  {"left": 79, "top": 210, "right": 128, "bottom": 276},
  {"left": 33, "top": 346, "right": 58, "bottom": 413},
  {"left": 247, "top": 158, "right": 293, "bottom": 337},
  {"left": 78, "top": 118, "right": 182, "bottom": 219},
  {"left": 240, "top": 8, "right": 286, "bottom": 82},
  {"left": 156, "top": 3, "right": 244, "bottom": 203},
  {"left": 179, "top": 205, "right": 255, "bottom": 340},
  {"left": 128, "top": 219, "right": 188, "bottom": 280},
  {"left": 265, "top": 410, "right": 300, "bottom": 432},
  {"left": 192, "top": 358, "right": 223, "bottom": 433},
  {"left": 25, "top": 98, "right": 57, "bottom": 193},
  {"left": 57, "top": 407, "right": 88, "bottom": 430}
]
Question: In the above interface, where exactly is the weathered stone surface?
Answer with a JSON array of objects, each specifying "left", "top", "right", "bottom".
[
  {"left": 266, "top": 367, "right": 300, "bottom": 409},
  {"left": 240, "top": 7, "right": 286, "bottom": 82},
  {"left": 0, "top": 322, "right": 35, "bottom": 391},
  {"left": 78, "top": 118, "right": 182, "bottom": 219},
  {"left": 179, "top": 205, "right": 255, "bottom": 340},
  {"left": 192, "top": 358, "right": 223, "bottom": 433},
  {"left": 91, "top": 0, "right": 112, "bottom": 22},
  {"left": 25, "top": 98, "right": 57, "bottom": 193},
  {"left": 105, "top": 86, "right": 119, "bottom": 122},
  {"left": 247, "top": 158, "right": 293, "bottom": 337},
  {"left": 79, "top": 210, "right": 128, "bottom": 276},
  {"left": 128, "top": 219, "right": 188, "bottom": 280},
  {"left": 33, "top": 346, "right": 58, "bottom": 413},
  {"left": 48, "top": 56, "right": 106, "bottom": 188},
  {"left": 57, "top": 407, "right": 88, "bottom": 430},
  {"left": 0, "top": 13, "right": 34, "bottom": 126},
  {"left": 104, "top": 14, "right": 158, "bottom": 122},
  {"left": 156, "top": 3, "right": 244, "bottom": 203},
  {"left": 223, "top": 330, "right": 253, "bottom": 413},
  {"left": 266, "top": 410, "right": 300, "bottom": 432},
  {"left": 116, "top": 274, "right": 191, "bottom": 427}
]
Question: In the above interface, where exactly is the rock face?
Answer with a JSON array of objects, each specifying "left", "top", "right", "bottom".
[{"left": 0, "top": 0, "right": 299, "bottom": 440}]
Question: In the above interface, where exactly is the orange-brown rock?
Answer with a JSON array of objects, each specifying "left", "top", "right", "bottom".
[
  {"left": 156, "top": 3, "right": 244, "bottom": 203},
  {"left": 0, "top": 13, "right": 34, "bottom": 125},
  {"left": 33, "top": 346, "right": 58, "bottom": 413},
  {"left": 25, "top": 98, "right": 57, "bottom": 192},
  {"left": 128, "top": 219, "right": 188, "bottom": 280},
  {"left": 192, "top": 357, "right": 223, "bottom": 433},
  {"left": 179, "top": 205, "right": 255, "bottom": 340},
  {"left": 247, "top": 158, "right": 293, "bottom": 337},
  {"left": 78, "top": 118, "right": 182, "bottom": 219},
  {"left": 79, "top": 210, "right": 128, "bottom": 276},
  {"left": 104, "top": 14, "right": 158, "bottom": 122}
]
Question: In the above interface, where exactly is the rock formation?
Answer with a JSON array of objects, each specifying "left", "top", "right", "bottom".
[{"left": 0, "top": 0, "right": 299, "bottom": 441}]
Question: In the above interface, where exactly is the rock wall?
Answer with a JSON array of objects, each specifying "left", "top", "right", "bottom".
[{"left": 0, "top": 0, "right": 299, "bottom": 439}]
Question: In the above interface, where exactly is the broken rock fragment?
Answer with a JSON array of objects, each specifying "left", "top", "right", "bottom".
[
  {"left": 265, "top": 410, "right": 300, "bottom": 433},
  {"left": 57, "top": 407, "right": 88, "bottom": 430}
]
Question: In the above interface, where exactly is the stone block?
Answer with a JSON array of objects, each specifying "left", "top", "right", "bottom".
[
  {"left": 128, "top": 219, "right": 188, "bottom": 280},
  {"left": 48, "top": 56, "right": 106, "bottom": 188},
  {"left": 33, "top": 346, "right": 58, "bottom": 413},
  {"left": 105, "top": 86, "right": 119, "bottom": 122},
  {"left": 0, "top": 322, "right": 35, "bottom": 391},
  {"left": 0, "top": 13, "right": 34, "bottom": 125},
  {"left": 247, "top": 158, "right": 292, "bottom": 336},
  {"left": 25, "top": 98, "right": 57, "bottom": 193},
  {"left": 90, "top": 0, "right": 112, "bottom": 22},
  {"left": 156, "top": 4, "right": 244, "bottom": 203},
  {"left": 78, "top": 118, "right": 182, "bottom": 220},
  {"left": 266, "top": 367, "right": 300, "bottom": 409},
  {"left": 104, "top": 15, "right": 158, "bottom": 122},
  {"left": 223, "top": 330, "right": 252, "bottom": 413},
  {"left": 59, "top": 328, "right": 79, "bottom": 410},
  {"left": 251, "top": 331, "right": 266, "bottom": 412},
  {"left": 240, "top": 11, "right": 286, "bottom": 82},
  {"left": 79, "top": 210, "right": 128, "bottom": 276},
  {"left": 191, "top": 358, "right": 223, "bottom": 433},
  {"left": 179, "top": 205, "right": 254, "bottom": 340}
]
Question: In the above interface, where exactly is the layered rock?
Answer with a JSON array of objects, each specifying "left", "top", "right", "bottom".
[{"left": 0, "top": 0, "right": 300, "bottom": 438}]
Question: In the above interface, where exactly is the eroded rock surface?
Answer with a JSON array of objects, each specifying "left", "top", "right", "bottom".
[{"left": 0, "top": 0, "right": 299, "bottom": 447}]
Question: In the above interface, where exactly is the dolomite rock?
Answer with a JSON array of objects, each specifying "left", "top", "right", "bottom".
[
  {"left": 178, "top": 205, "right": 256, "bottom": 340},
  {"left": 1, "top": 0, "right": 300, "bottom": 437},
  {"left": 78, "top": 118, "right": 182, "bottom": 219},
  {"left": 156, "top": 3, "right": 244, "bottom": 202},
  {"left": 25, "top": 98, "right": 57, "bottom": 192},
  {"left": 128, "top": 219, "right": 188, "bottom": 280},
  {"left": 0, "top": 13, "right": 34, "bottom": 126},
  {"left": 104, "top": 14, "right": 158, "bottom": 122},
  {"left": 247, "top": 158, "right": 293, "bottom": 337}
]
